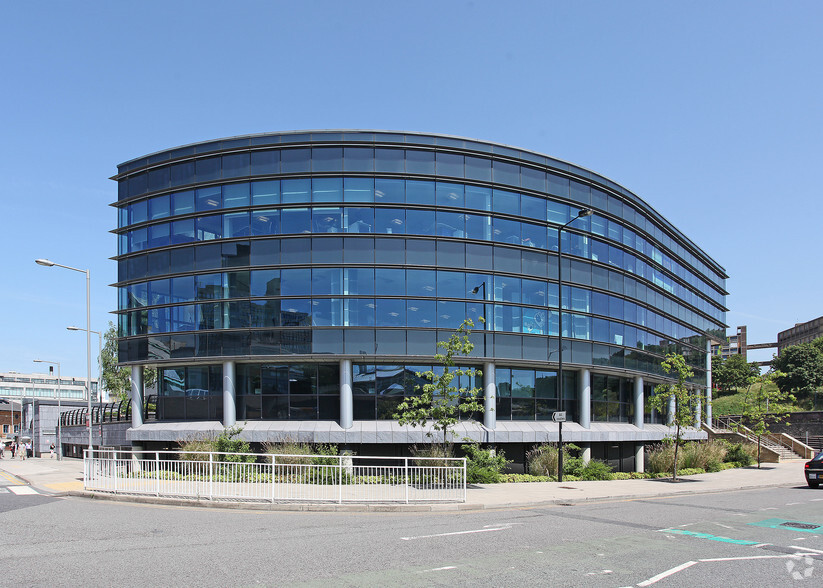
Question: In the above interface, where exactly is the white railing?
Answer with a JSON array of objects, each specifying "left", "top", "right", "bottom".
[{"left": 84, "top": 450, "right": 466, "bottom": 504}]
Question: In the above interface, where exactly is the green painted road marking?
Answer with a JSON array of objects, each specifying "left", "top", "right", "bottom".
[
  {"left": 749, "top": 518, "right": 822, "bottom": 534},
  {"left": 660, "top": 528, "right": 760, "bottom": 545}
]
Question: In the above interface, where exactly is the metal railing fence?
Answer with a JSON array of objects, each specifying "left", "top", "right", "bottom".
[{"left": 84, "top": 449, "right": 466, "bottom": 504}]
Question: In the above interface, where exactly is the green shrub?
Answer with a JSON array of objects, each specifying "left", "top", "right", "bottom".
[
  {"left": 724, "top": 442, "right": 755, "bottom": 466},
  {"left": 645, "top": 443, "right": 674, "bottom": 474},
  {"left": 500, "top": 473, "right": 550, "bottom": 483},
  {"left": 410, "top": 444, "right": 454, "bottom": 467},
  {"left": 526, "top": 443, "right": 582, "bottom": 477},
  {"left": 461, "top": 442, "right": 509, "bottom": 484},
  {"left": 579, "top": 460, "right": 613, "bottom": 480}
]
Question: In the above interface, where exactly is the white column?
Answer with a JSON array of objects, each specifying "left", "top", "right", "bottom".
[
  {"left": 581, "top": 443, "right": 591, "bottom": 465},
  {"left": 483, "top": 362, "right": 496, "bottom": 429},
  {"left": 668, "top": 394, "right": 676, "bottom": 426},
  {"left": 578, "top": 369, "right": 591, "bottom": 428},
  {"left": 634, "top": 376, "right": 644, "bottom": 429},
  {"left": 705, "top": 338, "right": 713, "bottom": 425},
  {"left": 694, "top": 388, "right": 702, "bottom": 429},
  {"left": 130, "top": 366, "right": 143, "bottom": 428},
  {"left": 635, "top": 443, "right": 645, "bottom": 473},
  {"left": 223, "top": 361, "right": 236, "bottom": 428},
  {"left": 340, "top": 359, "right": 353, "bottom": 429}
]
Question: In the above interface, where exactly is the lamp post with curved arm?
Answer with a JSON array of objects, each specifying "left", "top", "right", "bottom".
[{"left": 556, "top": 208, "right": 593, "bottom": 482}]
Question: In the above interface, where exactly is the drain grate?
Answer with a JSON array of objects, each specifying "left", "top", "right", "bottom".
[{"left": 779, "top": 521, "right": 820, "bottom": 530}]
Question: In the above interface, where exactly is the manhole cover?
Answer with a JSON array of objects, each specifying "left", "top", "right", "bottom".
[{"left": 779, "top": 521, "right": 820, "bottom": 530}]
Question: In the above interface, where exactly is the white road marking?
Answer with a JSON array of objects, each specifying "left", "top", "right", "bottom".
[
  {"left": 700, "top": 554, "right": 808, "bottom": 562},
  {"left": 402, "top": 526, "right": 512, "bottom": 540},
  {"left": 8, "top": 486, "right": 38, "bottom": 495},
  {"left": 790, "top": 545, "right": 823, "bottom": 554},
  {"left": 786, "top": 502, "right": 801, "bottom": 506},
  {"left": 810, "top": 498, "right": 823, "bottom": 502},
  {"left": 585, "top": 570, "right": 612, "bottom": 576},
  {"left": 422, "top": 566, "right": 457, "bottom": 572},
  {"left": 637, "top": 561, "right": 697, "bottom": 586},
  {"left": 713, "top": 523, "right": 734, "bottom": 530},
  {"left": 751, "top": 543, "right": 771, "bottom": 548},
  {"left": 760, "top": 507, "right": 778, "bottom": 511}
]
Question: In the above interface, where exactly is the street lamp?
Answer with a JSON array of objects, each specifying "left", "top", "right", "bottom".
[
  {"left": 33, "top": 359, "right": 61, "bottom": 460},
  {"left": 35, "top": 258, "right": 93, "bottom": 452},
  {"left": 555, "top": 208, "right": 593, "bottom": 482},
  {"left": 470, "top": 281, "right": 487, "bottom": 356}
]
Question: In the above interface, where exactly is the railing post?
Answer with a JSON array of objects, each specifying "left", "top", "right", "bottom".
[
  {"left": 463, "top": 458, "right": 467, "bottom": 503},
  {"left": 271, "top": 456, "right": 275, "bottom": 503},
  {"left": 404, "top": 458, "right": 409, "bottom": 504},
  {"left": 338, "top": 455, "right": 343, "bottom": 505},
  {"left": 155, "top": 452, "right": 160, "bottom": 496},
  {"left": 209, "top": 453, "right": 214, "bottom": 500},
  {"left": 113, "top": 451, "right": 118, "bottom": 494}
]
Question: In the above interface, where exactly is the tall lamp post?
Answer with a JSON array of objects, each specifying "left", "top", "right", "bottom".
[
  {"left": 556, "top": 208, "right": 593, "bottom": 482},
  {"left": 33, "top": 359, "right": 62, "bottom": 460},
  {"left": 35, "top": 258, "right": 93, "bottom": 452},
  {"left": 470, "top": 281, "right": 487, "bottom": 356}
]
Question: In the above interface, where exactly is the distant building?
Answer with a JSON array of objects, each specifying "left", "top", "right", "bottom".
[
  {"left": 0, "top": 371, "right": 99, "bottom": 403},
  {"left": 778, "top": 316, "right": 823, "bottom": 354},
  {"left": 0, "top": 399, "right": 21, "bottom": 438},
  {"left": 712, "top": 326, "right": 747, "bottom": 360}
]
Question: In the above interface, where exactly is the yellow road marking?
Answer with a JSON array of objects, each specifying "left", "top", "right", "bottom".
[{"left": 0, "top": 470, "right": 24, "bottom": 485}]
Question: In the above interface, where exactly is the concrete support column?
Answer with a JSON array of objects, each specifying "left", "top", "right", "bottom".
[
  {"left": 130, "top": 366, "right": 144, "bottom": 429},
  {"left": 694, "top": 388, "right": 702, "bottom": 429},
  {"left": 634, "top": 376, "right": 644, "bottom": 429},
  {"left": 578, "top": 369, "right": 591, "bottom": 429},
  {"left": 668, "top": 394, "right": 676, "bottom": 426},
  {"left": 340, "top": 359, "right": 353, "bottom": 429},
  {"left": 483, "top": 362, "right": 496, "bottom": 429},
  {"left": 223, "top": 361, "right": 236, "bottom": 428},
  {"left": 635, "top": 443, "right": 645, "bottom": 473},
  {"left": 580, "top": 443, "right": 591, "bottom": 465},
  {"left": 705, "top": 338, "right": 713, "bottom": 425}
]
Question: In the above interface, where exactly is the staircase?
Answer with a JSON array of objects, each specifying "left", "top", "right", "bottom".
[{"left": 710, "top": 416, "right": 814, "bottom": 461}]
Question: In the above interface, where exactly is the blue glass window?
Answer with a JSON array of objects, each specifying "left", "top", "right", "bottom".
[
  {"left": 493, "top": 189, "right": 520, "bottom": 215},
  {"left": 172, "top": 190, "right": 195, "bottom": 216},
  {"left": 436, "top": 182, "right": 464, "bottom": 207},
  {"left": 223, "top": 182, "right": 250, "bottom": 208},
  {"left": 406, "top": 209, "right": 435, "bottom": 235},
  {"left": 436, "top": 270, "right": 465, "bottom": 298},
  {"left": 406, "top": 180, "right": 435, "bottom": 205},
  {"left": 195, "top": 157, "right": 221, "bottom": 182},
  {"left": 494, "top": 305, "right": 521, "bottom": 332},
  {"left": 196, "top": 273, "right": 224, "bottom": 300},
  {"left": 281, "top": 238, "right": 310, "bottom": 264},
  {"left": 493, "top": 218, "right": 520, "bottom": 244},
  {"left": 465, "top": 185, "right": 491, "bottom": 211},
  {"left": 346, "top": 299, "right": 375, "bottom": 327},
  {"left": 251, "top": 210, "right": 280, "bottom": 236},
  {"left": 344, "top": 178, "right": 374, "bottom": 203},
  {"left": 129, "top": 228, "right": 148, "bottom": 252},
  {"left": 312, "top": 207, "right": 343, "bottom": 233},
  {"left": 344, "top": 238, "right": 374, "bottom": 263},
  {"left": 171, "top": 275, "right": 195, "bottom": 302},
  {"left": 406, "top": 299, "right": 436, "bottom": 327},
  {"left": 375, "top": 208, "right": 405, "bottom": 234},
  {"left": 195, "top": 186, "right": 221, "bottom": 212},
  {"left": 407, "top": 269, "right": 436, "bottom": 297},
  {"left": 130, "top": 200, "right": 148, "bottom": 225},
  {"left": 280, "top": 268, "right": 311, "bottom": 296},
  {"left": 312, "top": 299, "right": 343, "bottom": 326},
  {"left": 465, "top": 156, "right": 492, "bottom": 181},
  {"left": 250, "top": 150, "right": 279, "bottom": 175},
  {"left": 548, "top": 174, "right": 570, "bottom": 198},
  {"left": 281, "top": 148, "right": 310, "bottom": 173},
  {"left": 405, "top": 150, "right": 435, "bottom": 174},
  {"left": 312, "top": 267, "right": 343, "bottom": 295},
  {"left": 149, "top": 195, "right": 170, "bottom": 220},
  {"left": 222, "top": 153, "right": 250, "bottom": 178},
  {"left": 465, "top": 214, "right": 491, "bottom": 241},
  {"left": 375, "top": 149, "right": 405, "bottom": 173},
  {"left": 170, "top": 161, "right": 195, "bottom": 187},
  {"left": 521, "top": 167, "right": 547, "bottom": 192},
  {"left": 494, "top": 275, "right": 521, "bottom": 303},
  {"left": 252, "top": 180, "right": 279, "bottom": 206},
  {"left": 521, "top": 223, "right": 546, "bottom": 249},
  {"left": 522, "top": 308, "right": 548, "bottom": 335},
  {"left": 196, "top": 215, "right": 222, "bottom": 241},
  {"left": 493, "top": 161, "right": 520, "bottom": 186},
  {"left": 437, "top": 301, "right": 465, "bottom": 328},
  {"left": 435, "top": 152, "right": 464, "bottom": 178},
  {"left": 281, "top": 179, "right": 310, "bottom": 204},
  {"left": 375, "top": 268, "right": 405, "bottom": 295},
  {"left": 522, "top": 279, "right": 546, "bottom": 306},
  {"left": 346, "top": 208, "right": 374, "bottom": 233},
  {"left": 311, "top": 178, "right": 343, "bottom": 203},
  {"left": 250, "top": 269, "right": 280, "bottom": 297},
  {"left": 311, "top": 147, "right": 343, "bottom": 172},
  {"left": 345, "top": 267, "right": 375, "bottom": 295},
  {"left": 344, "top": 147, "right": 374, "bottom": 172},
  {"left": 147, "top": 167, "right": 170, "bottom": 192},
  {"left": 281, "top": 299, "right": 312, "bottom": 326},
  {"left": 436, "top": 211, "right": 465, "bottom": 238},
  {"left": 148, "top": 223, "right": 170, "bottom": 248},
  {"left": 569, "top": 180, "right": 590, "bottom": 205},
  {"left": 521, "top": 195, "right": 546, "bottom": 221},
  {"left": 374, "top": 178, "right": 404, "bottom": 203},
  {"left": 223, "top": 212, "right": 250, "bottom": 238},
  {"left": 280, "top": 208, "right": 311, "bottom": 234},
  {"left": 149, "top": 278, "right": 171, "bottom": 305},
  {"left": 376, "top": 299, "right": 406, "bottom": 327}
]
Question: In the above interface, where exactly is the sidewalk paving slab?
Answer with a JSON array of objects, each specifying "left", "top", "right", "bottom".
[{"left": 0, "top": 457, "right": 808, "bottom": 512}]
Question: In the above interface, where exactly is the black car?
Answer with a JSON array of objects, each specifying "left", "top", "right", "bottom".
[{"left": 805, "top": 452, "right": 823, "bottom": 488}]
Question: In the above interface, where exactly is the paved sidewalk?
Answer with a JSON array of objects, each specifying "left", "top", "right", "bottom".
[{"left": 0, "top": 456, "right": 808, "bottom": 510}]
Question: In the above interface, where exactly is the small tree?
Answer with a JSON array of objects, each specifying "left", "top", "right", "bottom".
[
  {"left": 101, "top": 322, "right": 156, "bottom": 402},
  {"left": 771, "top": 339, "right": 823, "bottom": 405},
  {"left": 712, "top": 354, "right": 759, "bottom": 395},
  {"left": 394, "top": 319, "right": 485, "bottom": 451},
  {"left": 647, "top": 353, "right": 699, "bottom": 481},
  {"left": 742, "top": 370, "right": 793, "bottom": 468}
]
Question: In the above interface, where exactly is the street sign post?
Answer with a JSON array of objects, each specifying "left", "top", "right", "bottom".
[{"left": 553, "top": 411, "right": 566, "bottom": 481}]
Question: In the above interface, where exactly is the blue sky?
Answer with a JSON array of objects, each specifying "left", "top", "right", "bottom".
[{"left": 1, "top": 1, "right": 820, "bottom": 378}]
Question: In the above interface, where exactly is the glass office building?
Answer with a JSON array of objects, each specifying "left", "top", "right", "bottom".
[{"left": 113, "top": 131, "right": 726, "bottom": 469}]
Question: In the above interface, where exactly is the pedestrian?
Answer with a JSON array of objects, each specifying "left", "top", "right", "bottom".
[
  {"left": 10, "top": 443, "right": 15, "bottom": 459},
  {"left": 50, "top": 442, "right": 55, "bottom": 459},
  {"left": 25, "top": 441, "right": 31, "bottom": 459}
]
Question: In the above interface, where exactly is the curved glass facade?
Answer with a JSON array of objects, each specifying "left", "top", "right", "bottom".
[{"left": 113, "top": 131, "right": 727, "bottom": 425}]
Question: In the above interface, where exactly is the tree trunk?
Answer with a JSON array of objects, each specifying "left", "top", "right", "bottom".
[{"left": 673, "top": 424, "right": 680, "bottom": 481}]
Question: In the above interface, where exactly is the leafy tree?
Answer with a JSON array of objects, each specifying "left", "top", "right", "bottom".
[
  {"left": 741, "top": 370, "right": 793, "bottom": 468},
  {"left": 394, "top": 318, "right": 485, "bottom": 450},
  {"left": 647, "top": 353, "right": 700, "bottom": 481},
  {"left": 712, "top": 354, "right": 760, "bottom": 395},
  {"left": 101, "top": 322, "right": 156, "bottom": 402},
  {"left": 771, "top": 339, "right": 823, "bottom": 402}
]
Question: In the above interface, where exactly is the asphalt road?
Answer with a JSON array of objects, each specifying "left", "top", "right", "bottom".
[{"left": 1, "top": 484, "right": 821, "bottom": 587}]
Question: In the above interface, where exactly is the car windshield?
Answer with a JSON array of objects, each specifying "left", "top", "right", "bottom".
[{"left": 812, "top": 453, "right": 823, "bottom": 463}]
